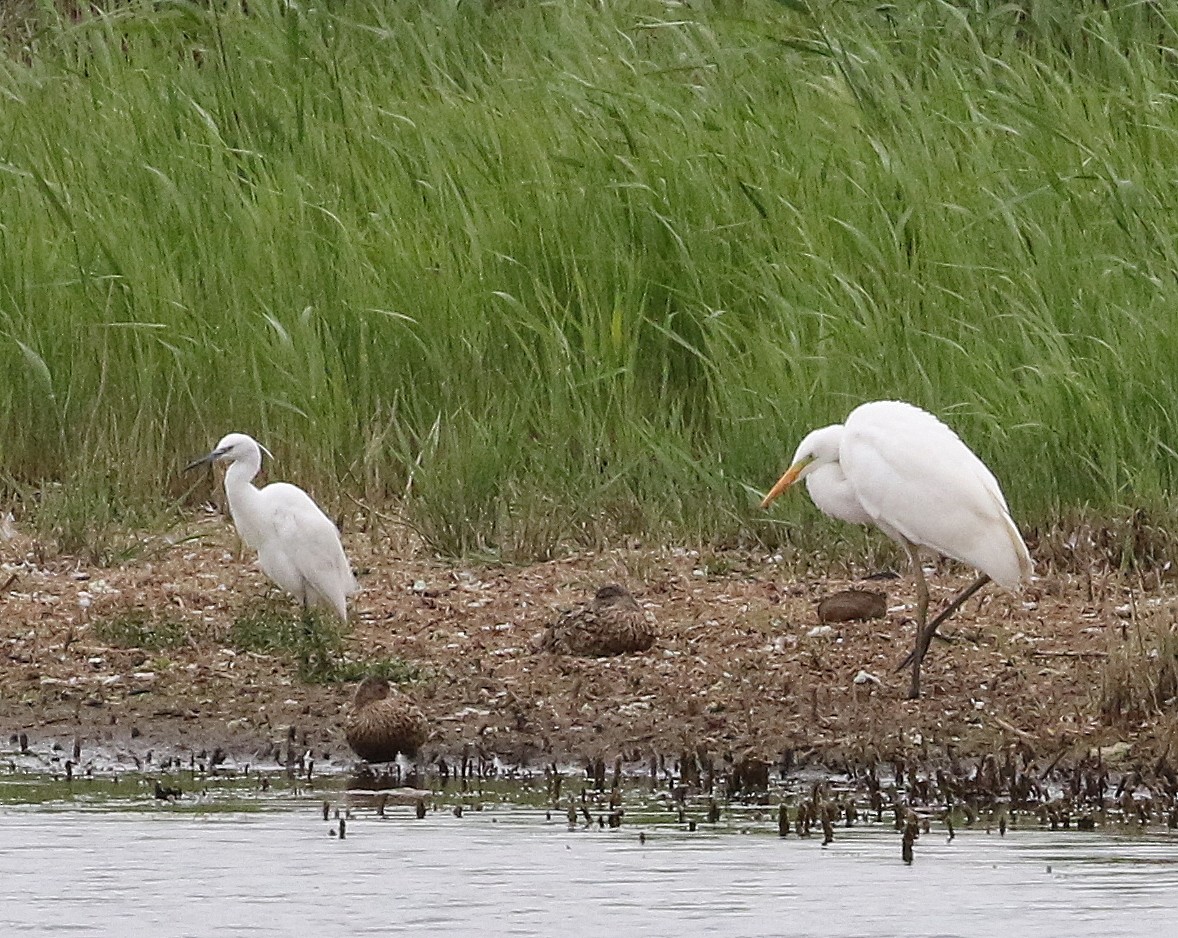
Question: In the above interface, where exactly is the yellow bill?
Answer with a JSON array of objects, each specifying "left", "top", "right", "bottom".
[{"left": 760, "top": 460, "right": 806, "bottom": 509}]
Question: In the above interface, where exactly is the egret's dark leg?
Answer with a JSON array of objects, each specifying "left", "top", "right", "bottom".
[
  {"left": 301, "top": 595, "right": 312, "bottom": 630},
  {"left": 897, "top": 574, "right": 992, "bottom": 673},
  {"left": 299, "top": 591, "right": 321, "bottom": 676},
  {"left": 905, "top": 545, "right": 931, "bottom": 699}
]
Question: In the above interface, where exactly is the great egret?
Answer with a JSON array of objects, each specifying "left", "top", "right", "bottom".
[
  {"left": 541, "top": 583, "right": 656, "bottom": 657},
  {"left": 186, "top": 433, "right": 357, "bottom": 621},
  {"left": 344, "top": 676, "right": 428, "bottom": 762},
  {"left": 760, "top": 400, "right": 1032, "bottom": 698}
]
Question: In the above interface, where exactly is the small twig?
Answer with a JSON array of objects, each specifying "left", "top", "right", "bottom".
[
  {"left": 1039, "top": 738, "right": 1075, "bottom": 781},
  {"left": 1028, "top": 650, "right": 1107, "bottom": 659},
  {"left": 992, "top": 716, "right": 1035, "bottom": 740}
]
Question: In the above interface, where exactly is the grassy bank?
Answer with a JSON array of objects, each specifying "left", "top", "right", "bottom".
[{"left": 1, "top": 0, "right": 1177, "bottom": 561}]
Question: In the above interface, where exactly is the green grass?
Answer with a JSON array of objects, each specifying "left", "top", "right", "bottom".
[
  {"left": 92, "top": 610, "right": 192, "bottom": 650},
  {"left": 2, "top": 0, "right": 1178, "bottom": 563},
  {"left": 229, "top": 605, "right": 420, "bottom": 684}
]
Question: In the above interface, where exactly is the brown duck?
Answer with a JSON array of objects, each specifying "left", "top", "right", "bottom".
[
  {"left": 344, "top": 676, "right": 428, "bottom": 763},
  {"left": 542, "top": 583, "right": 655, "bottom": 657}
]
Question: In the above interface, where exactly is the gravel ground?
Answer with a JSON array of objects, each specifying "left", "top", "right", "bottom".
[{"left": 0, "top": 512, "right": 1170, "bottom": 781}]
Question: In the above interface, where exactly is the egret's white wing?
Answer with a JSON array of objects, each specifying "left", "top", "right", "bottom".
[
  {"left": 261, "top": 483, "right": 358, "bottom": 619},
  {"left": 841, "top": 401, "right": 1031, "bottom": 590}
]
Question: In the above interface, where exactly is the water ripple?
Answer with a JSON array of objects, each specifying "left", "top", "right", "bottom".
[{"left": 0, "top": 808, "right": 1174, "bottom": 936}]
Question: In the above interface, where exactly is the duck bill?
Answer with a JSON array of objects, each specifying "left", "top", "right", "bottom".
[{"left": 760, "top": 461, "right": 805, "bottom": 509}]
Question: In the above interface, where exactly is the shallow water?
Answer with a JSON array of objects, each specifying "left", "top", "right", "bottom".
[{"left": 0, "top": 776, "right": 1173, "bottom": 938}]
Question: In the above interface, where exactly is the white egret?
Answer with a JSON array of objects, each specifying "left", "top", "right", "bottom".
[
  {"left": 186, "top": 433, "right": 357, "bottom": 621},
  {"left": 760, "top": 400, "right": 1032, "bottom": 698}
]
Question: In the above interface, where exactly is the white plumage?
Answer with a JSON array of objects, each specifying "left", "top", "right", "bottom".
[
  {"left": 762, "top": 400, "right": 1032, "bottom": 697},
  {"left": 187, "top": 433, "right": 357, "bottom": 620}
]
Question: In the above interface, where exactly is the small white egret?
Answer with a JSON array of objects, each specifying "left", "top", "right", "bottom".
[
  {"left": 760, "top": 400, "right": 1032, "bottom": 698},
  {"left": 186, "top": 433, "right": 357, "bottom": 621}
]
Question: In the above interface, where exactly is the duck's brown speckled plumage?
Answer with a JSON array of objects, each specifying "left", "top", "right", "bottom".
[
  {"left": 344, "top": 676, "right": 428, "bottom": 763},
  {"left": 542, "top": 583, "right": 655, "bottom": 657}
]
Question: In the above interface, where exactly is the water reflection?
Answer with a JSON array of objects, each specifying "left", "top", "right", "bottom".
[{"left": 0, "top": 801, "right": 1174, "bottom": 937}]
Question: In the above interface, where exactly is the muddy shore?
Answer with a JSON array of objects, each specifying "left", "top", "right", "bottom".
[{"left": 1, "top": 514, "right": 1173, "bottom": 781}]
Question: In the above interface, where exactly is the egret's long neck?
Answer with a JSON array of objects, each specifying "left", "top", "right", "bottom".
[
  {"left": 223, "top": 454, "right": 265, "bottom": 549},
  {"left": 806, "top": 462, "right": 874, "bottom": 527}
]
